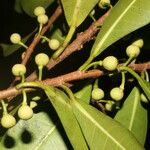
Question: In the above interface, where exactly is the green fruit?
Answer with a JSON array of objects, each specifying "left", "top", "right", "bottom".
[
  {"left": 12, "top": 64, "right": 26, "bottom": 76},
  {"left": 48, "top": 39, "right": 60, "bottom": 50},
  {"left": 34, "top": 6, "right": 45, "bottom": 16},
  {"left": 37, "top": 14, "right": 48, "bottom": 24},
  {"left": 35, "top": 53, "right": 49, "bottom": 66},
  {"left": 132, "top": 39, "right": 144, "bottom": 48},
  {"left": 10, "top": 33, "right": 21, "bottom": 44},
  {"left": 126, "top": 45, "right": 140, "bottom": 58},
  {"left": 110, "top": 87, "right": 124, "bottom": 101},
  {"left": 18, "top": 105, "right": 33, "bottom": 120},
  {"left": 102, "top": 56, "right": 118, "bottom": 71},
  {"left": 1, "top": 114, "right": 16, "bottom": 128},
  {"left": 92, "top": 88, "right": 104, "bottom": 100}
]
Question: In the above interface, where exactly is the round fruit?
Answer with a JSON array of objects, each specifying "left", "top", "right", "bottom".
[
  {"left": 91, "top": 88, "right": 104, "bottom": 100},
  {"left": 37, "top": 14, "right": 48, "bottom": 24},
  {"left": 110, "top": 87, "right": 124, "bottom": 101},
  {"left": 34, "top": 6, "right": 45, "bottom": 16},
  {"left": 18, "top": 105, "right": 33, "bottom": 120},
  {"left": 35, "top": 53, "right": 49, "bottom": 66},
  {"left": 102, "top": 56, "right": 118, "bottom": 71},
  {"left": 10, "top": 33, "right": 21, "bottom": 44},
  {"left": 12, "top": 64, "right": 26, "bottom": 76},
  {"left": 132, "top": 39, "right": 144, "bottom": 48},
  {"left": 98, "top": 0, "right": 110, "bottom": 9},
  {"left": 48, "top": 39, "right": 60, "bottom": 50},
  {"left": 1, "top": 114, "right": 16, "bottom": 128},
  {"left": 126, "top": 45, "right": 140, "bottom": 58}
]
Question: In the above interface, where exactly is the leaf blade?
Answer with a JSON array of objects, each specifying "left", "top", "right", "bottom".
[
  {"left": 115, "top": 87, "right": 148, "bottom": 145},
  {"left": 74, "top": 82, "right": 92, "bottom": 104},
  {"left": 61, "top": 0, "right": 99, "bottom": 27},
  {"left": 0, "top": 112, "right": 69, "bottom": 150},
  {"left": 44, "top": 87, "right": 88, "bottom": 150},
  {"left": 91, "top": 0, "right": 150, "bottom": 57},
  {"left": 72, "top": 99, "right": 144, "bottom": 149}
]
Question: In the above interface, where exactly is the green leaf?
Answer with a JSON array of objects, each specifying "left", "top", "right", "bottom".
[
  {"left": 0, "top": 30, "right": 36, "bottom": 56},
  {"left": 115, "top": 87, "right": 147, "bottom": 145},
  {"left": 91, "top": 0, "right": 150, "bottom": 58},
  {"left": 61, "top": 0, "right": 99, "bottom": 27},
  {"left": 74, "top": 83, "right": 92, "bottom": 104},
  {"left": 0, "top": 112, "right": 69, "bottom": 150},
  {"left": 72, "top": 99, "right": 144, "bottom": 150},
  {"left": 44, "top": 87, "right": 88, "bottom": 150},
  {"left": 20, "top": 0, "right": 54, "bottom": 17}
]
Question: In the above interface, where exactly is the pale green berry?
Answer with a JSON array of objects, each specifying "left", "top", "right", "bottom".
[
  {"left": 18, "top": 105, "right": 33, "bottom": 120},
  {"left": 102, "top": 56, "right": 118, "bottom": 71},
  {"left": 110, "top": 87, "right": 124, "bottom": 101},
  {"left": 141, "top": 93, "right": 148, "bottom": 103},
  {"left": 126, "top": 45, "right": 140, "bottom": 58},
  {"left": 132, "top": 39, "right": 144, "bottom": 48},
  {"left": 12, "top": 64, "right": 26, "bottom": 76},
  {"left": 1, "top": 114, "right": 16, "bottom": 128},
  {"left": 10, "top": 33, "right": 21, "bottom": 44},
  {"left": 35, "top": 53, "right": 49, "bottom": 66},
  {"left": 34, "top": 6, "right": 45, "bottom": 16},
  {"left": 37, "top": 14, "right": 48, "bottom": 24},
  {"left": 98, "top": 0, "right": 110, "bottom": 9},
  {"left": 48, "top": 39, "right": 60, "bottom": 50},
  {"left": 92, "top": 88, "right": 104, "bottom": 100}
]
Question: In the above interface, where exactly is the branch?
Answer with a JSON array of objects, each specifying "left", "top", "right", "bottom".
[
  {"left": 0, "top": 69, "right": 103, "bottom": 100},
  {"left": 0, "top": 62, "right": 150, "bottom": 100},
  {"left": 25, "top": 8, "right": 112, "bottom": 82}
]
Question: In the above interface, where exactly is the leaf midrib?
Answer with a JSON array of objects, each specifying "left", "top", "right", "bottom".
[
  {"left": 34, "top": 125, "right": 56, "bottom": 150},
  {"left": 74, "top": 101, "right": 126, "bottom": 150},
  {"left": 129, "top": 89, "right": 139, "bottom": 130},
  {"left": 93, "top": 0, "right": 136, "bottom": 56},
  {"left": 72, "top": 0, "right": 81, "bottom": 26}
]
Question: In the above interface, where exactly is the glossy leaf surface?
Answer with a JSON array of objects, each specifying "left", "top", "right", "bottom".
[
  {"left": 115, "top": 87, "right": 147, "bottom": 145},
  {"left": 91, "top": 0, "right": 150, "bottom": 58},
  {"left": 45, "top": 87, "right": 89, "bottom": 150},
  {"left": 0, "top": 112, "right": 69, "bottom": 150},
  {"left": 61, "top": 0, "right": 99, "bottom": 27},
  {"left": 72, "top": 99, "right": 143, "bottom": 150}
]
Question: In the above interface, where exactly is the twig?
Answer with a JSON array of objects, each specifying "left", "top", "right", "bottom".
[
  {"left": 25, "top": 8, "right": 112, "bottom": 82},
  {"left": 128, "top": 62, "right": 150, "bottom": 72},
  {"left": 0, "top": 62, "right": 150, "bottom": 100},
  {"left": 0, "top": 69, "right": 103, "bottom": 100}
]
